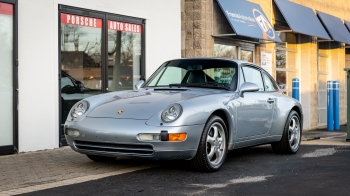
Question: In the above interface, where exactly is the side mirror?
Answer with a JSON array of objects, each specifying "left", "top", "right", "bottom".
[
  {"left": 75, "top": 81, "right": 85, "bottom": 91},
  {"left": 239, "top": 82, "right": 259, "bottom": 97},
  {"left": 135, "top": 80, "right": 145, "bottom": 89}
]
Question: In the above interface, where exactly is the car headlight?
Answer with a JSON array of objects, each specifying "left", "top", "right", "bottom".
[
  {"left": 161, "top": 104, "right": 182, "bottom": 123},
  {"left": 71, "top": 101, "right": 89, "bottom": 118}
]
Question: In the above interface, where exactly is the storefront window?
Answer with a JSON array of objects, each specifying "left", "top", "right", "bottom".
[
  {"left": 61, "top": 13, "right": 103, "bottom": 90},
  {"left": 317, "top": 43, "right": 329, "bottom": 126},
  {"left": 60, "top": 13, "right": 103, "bottom": 125},
  {"left": 214, "top": 43, "right": 237, "bottom": 59},
  {"left": 275, "top": 34, "right": 298, "bottom": 96},
  {"left": 0, "top": 2, "right": 14, "bottom": 147},
  {"left": 107, "top": 20, "right": 142, "bottom": 91},
  {"left": 241, "top": 50, "right": 253, "bottom": 63}
]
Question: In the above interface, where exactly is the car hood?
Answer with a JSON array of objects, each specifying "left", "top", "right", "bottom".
[{"left": 86, "top": 88, "right": 219, "bottom": 119}]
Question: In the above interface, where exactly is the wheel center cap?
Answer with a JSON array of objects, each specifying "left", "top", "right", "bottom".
[{"left": 214, "top": 140, "right": 219, "bottom": 147}]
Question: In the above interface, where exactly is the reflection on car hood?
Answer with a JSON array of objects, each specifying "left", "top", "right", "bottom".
[{"left": 87, "top": 88, "right": 219, "bottom": 119}]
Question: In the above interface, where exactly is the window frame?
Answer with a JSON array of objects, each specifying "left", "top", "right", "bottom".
[
  {"left": 58, "top": 5, "right": 146, "bottom": 146},
  {"left": 241, "top": 64, "right": 266, "bottom": 92},
  {"left": 261, "top": 70, "right": 279, "bottom": 92},
  {"left": 274, "top": 34, "right": 299, "bottom": 96},
  {"left": 0, "top": 0, "right": 18, "bottom": 155}
]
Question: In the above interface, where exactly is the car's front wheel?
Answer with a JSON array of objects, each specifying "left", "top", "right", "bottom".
[
  {"left": 86, "top": 155, "right": 116, "bottom": 162},
  {"left": 271, "top": 110, "right": 301, "bottom": 154},
  {"left": 191, "top": 115, "right": 228, "bottom": 172}
]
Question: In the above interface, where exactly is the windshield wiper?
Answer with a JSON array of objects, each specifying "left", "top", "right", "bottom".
[{"left": 169, "top": 83, "right": 230, "bottom": 90}]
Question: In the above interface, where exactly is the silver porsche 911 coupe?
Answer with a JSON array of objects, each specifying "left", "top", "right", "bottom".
[{"left": 65, "top": 58, "right": 303, "bottom": 172}]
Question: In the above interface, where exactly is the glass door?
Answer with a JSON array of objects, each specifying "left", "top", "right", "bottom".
[
  {"left": 0, "top": 1, "right": 17, "bottom": 155},
  {"left": 60, "top": 9, "right": 104, "bottom": 145}
]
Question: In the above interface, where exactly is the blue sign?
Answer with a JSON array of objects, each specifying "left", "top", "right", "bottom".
[{"left": 216, "top": 0, "right": 281, "bottom": 42}]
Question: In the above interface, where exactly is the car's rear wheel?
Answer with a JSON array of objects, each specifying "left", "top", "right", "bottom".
[
  {"left": 271, "top": 110, "right": 301, "bottom": 154},
  {"left": 191, "top": 115, "right": 228, "bottom": 172},
  {"left": 86, "top": 155, "right": 116, "bottom": 162}
]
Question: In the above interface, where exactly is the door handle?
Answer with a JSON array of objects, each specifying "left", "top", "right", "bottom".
[{"left": 267, "top": 98, "right": 275, "bottom": 104}]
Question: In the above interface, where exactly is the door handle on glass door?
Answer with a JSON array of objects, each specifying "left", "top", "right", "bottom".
[{"left": 267, "top": 98, "right": 275, "bottom": 104}]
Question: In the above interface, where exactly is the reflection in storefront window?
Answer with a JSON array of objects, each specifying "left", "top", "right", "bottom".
[
  {"left": 60, "top": 13, "right": 103, "bottom": 124},
  {"left": 0, "top": 2, "right": 13, "bottom": 146},
  {"left": 276, "top": 50, "right": 286, "bottom": 68},
  {"left": 241, "top": 50, "right": 253, "bottom": 63},
  {"left": 214, "top": 44, "right": 237, "bottom": 59},
  {"left": 276, "top": 71, "right": 286, "bottom": 85},
  {"left": 60, "top": 13, "right": 102, "bottom": 90},
  {"left": 108, "top": 20, "right": 142, "bottom": 91}
]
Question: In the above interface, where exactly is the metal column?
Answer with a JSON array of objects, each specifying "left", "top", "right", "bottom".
[
  {"left": 327, "top": 81, "right": 334, "bottom": 131},
  {"left": 292, "top": 78, "right": 300, "bottom": 101},
  {"left": 333, "top": 81, "right": 340, "bottom": 130}
]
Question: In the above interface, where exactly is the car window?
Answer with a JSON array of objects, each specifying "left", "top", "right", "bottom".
[
  {"left": 242, "top": 66, "right": 264, "bottom": 91},
  {"left": 145, "top": 59, "right": 239, "bottom": 90},
  {"left": 153, "top": 66, "right": 188, "bottom": 86},
  {"left": 262, "top": 72, "right": 278, "bottom": 92}
]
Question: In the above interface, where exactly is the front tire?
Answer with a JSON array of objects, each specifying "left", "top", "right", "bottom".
[
  {"left": 191, "top": 115, "right": 228, "bottom": 172},
  {"left": 86, "top": 155, "right": 116, "bottom": 162},
  {"left": 271, "top": 110, "right": 301, "bottom": 154}
]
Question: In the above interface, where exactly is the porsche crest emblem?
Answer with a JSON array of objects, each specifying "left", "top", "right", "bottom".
[{"left": 118, "top": 110, "right": 124, "bottom": 114}]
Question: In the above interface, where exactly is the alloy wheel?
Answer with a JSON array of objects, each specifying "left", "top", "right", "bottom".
[
  {"left": 288, "top": 116, "right": 300, "bottom": 150},
  {"left": 206, "top": 122, "right": 226, "bottom": 166}
]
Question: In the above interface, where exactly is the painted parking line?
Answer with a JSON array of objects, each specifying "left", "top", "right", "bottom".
[
  {"left": 189, "top": 175, "right": 273, "bottom": 195},
  {"left": 0, "top": 165, "right": 157, "bottom": 196},
  {"left": 301, "top": 148, "right": 336, "bottom": 158}
]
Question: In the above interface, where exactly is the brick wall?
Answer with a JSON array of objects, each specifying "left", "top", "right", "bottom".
[{"left": 181, "top": 0, "right": 213, "bottom": 58}]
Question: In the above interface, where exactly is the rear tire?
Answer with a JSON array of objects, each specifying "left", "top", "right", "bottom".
[
  {"left": 86, "top": 155, "right": 116, "bottom": 162},
  {"left": 191, "top": 115, "right": 228, "bottom": 172},
  {"left": 271, "top": 110, "right": 301, "bottom": 154}
]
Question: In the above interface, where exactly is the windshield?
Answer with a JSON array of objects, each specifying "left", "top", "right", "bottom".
[{"left": 144, "top": 59, "right": 238, "bottom": 90}]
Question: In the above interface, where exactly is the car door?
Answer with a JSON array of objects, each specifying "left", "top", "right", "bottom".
[{"left": 236, "top": 66, "right": 275, "bottom": 139}]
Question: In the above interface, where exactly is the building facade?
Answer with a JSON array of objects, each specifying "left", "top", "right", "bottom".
[
  {"left": 2, "top": 0, "right": 350, "bottom": 155},
  {"left": 182, "top": 0, "right": 350, "bottom": 131},
  {"left": 0, "top": 0, "right": 181, "bottom": 154}
]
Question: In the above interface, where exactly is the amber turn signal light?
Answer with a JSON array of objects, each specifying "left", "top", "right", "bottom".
[{"left": 168, "top": 133, "right": 187, "bottom": 141}]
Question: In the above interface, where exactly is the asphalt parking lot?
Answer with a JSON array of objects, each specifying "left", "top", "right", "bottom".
[
  {"left": 1, "top": 127, "right": 349, "bottom": 196},
  {"left": 16, "top": 145, "right": 350, "bottom": 196}
]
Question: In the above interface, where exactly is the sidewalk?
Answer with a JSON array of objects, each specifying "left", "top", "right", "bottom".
[
  {"left": 0, "top": 147, "right": 156, "bottom": 195},
  {"left": 0, "top": 126, "right": 349, "bottom": 195},
  {"left": 301, "top": 125, "right": 350, "bottom": 146}
]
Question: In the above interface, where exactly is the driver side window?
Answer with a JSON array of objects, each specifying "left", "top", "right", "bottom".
[{"left": 242, "top": 66, "right": 264, "bottom": 91}]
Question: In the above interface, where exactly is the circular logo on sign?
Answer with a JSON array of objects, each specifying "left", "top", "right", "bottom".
[{"left": 252, "top": 9, "right": 275, "bottom": 40}]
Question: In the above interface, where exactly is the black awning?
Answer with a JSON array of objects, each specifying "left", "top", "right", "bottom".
[
  {"left": 317, "top": 11, "right": 350, "bottom": 44},
  {"left": 216, "top": 0, "right": 281, "bottom": 42},
  {"left": 273, "top": 0, "right": 330, "bottom": 40}
]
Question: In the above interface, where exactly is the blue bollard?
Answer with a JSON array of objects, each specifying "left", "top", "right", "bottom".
[
  {"left": 327, "top": 81, "right": 334, "bottom": 131},
  {"left": 333, "top": 81, "right": 340, "bottom": 130},
  {"left": 292, "top": 78, "right": 300, "bottom": 101}
]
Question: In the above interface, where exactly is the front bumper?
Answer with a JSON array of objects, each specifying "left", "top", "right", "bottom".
[{"left": 65, "top": 118, "right": 204, "bottom": 160}]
